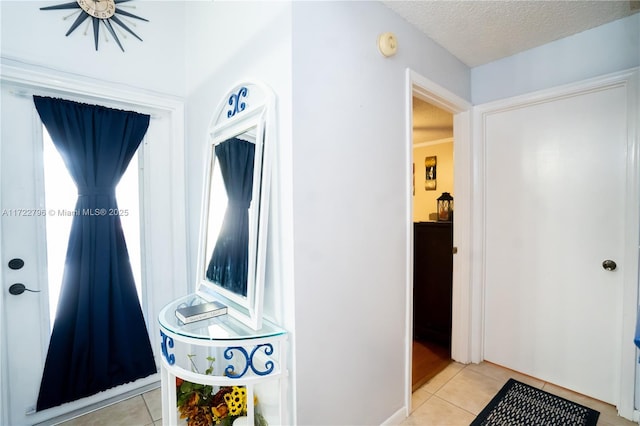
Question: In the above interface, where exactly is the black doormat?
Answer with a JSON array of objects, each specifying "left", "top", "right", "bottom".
[{"left": 470, "top": 378, "right": 599, "bottom": 426}]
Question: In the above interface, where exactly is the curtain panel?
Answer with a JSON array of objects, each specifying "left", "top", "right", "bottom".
[{"left": 33, "top": 96, "right": 156, "bottom": 411}]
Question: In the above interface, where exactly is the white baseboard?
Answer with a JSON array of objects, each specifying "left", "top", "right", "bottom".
[{"left": 381, "top": 406, "right": 407, "bottom": 425}]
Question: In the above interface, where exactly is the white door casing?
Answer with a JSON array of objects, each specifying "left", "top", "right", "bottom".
[
  {"left": 475, "top": 68, "right": 639, "bottom": 418},
  {"left": 0, "top": 60, "right": 188, "bottom": 426},
  {"left": 404, "top": 69, "right": 473, "bottom": 416}
]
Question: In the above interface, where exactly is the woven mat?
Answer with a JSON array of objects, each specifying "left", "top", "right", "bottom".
[{"left": 471, "top": 378, "right": 599, "bottom": 426}]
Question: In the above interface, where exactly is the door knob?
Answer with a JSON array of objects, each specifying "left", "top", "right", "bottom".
[
  {"left": 602, "top": 260, "right": 617, "bottom": 271},
  {"left": 8, "top": 283, "right": 40, "bottom": 295}
]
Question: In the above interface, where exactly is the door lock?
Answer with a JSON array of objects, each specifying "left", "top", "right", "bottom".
[
  {"left": 8, "top": 258, "right": 24, "bottom": 270},
  {"left": 602, "top": 260, "right": 617, "bottom": 271}
]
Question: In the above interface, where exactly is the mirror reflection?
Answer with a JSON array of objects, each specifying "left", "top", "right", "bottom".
[{"left": 204, "top": 131, "right": 256, "bottom": 298}]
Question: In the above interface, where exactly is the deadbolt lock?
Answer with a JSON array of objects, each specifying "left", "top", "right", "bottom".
[{"left": 602, "top": 260, "right": 617, "bottom": 271}]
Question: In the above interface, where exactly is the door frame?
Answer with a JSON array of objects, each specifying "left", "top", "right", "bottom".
[
  {"left": 472, "top": 67, "right": 639, "bottom": 420},
  {"left": 404, "top": 69, "right": 473, "bottom": 414},
  {"left": 0, "top": 58, "right": 189, "bottom": 425}
]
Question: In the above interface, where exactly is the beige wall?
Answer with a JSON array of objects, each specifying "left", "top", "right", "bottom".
[{"left": 413, "top": 141, "right": 454, "bottom": 222}]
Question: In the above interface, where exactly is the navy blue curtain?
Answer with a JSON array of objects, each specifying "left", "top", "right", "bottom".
[
  {"left": 33, "top": 96, "right": 156, "bottom": 411},
  {"left": 206, "top": 138, "right": 255, "bottom": 296}
]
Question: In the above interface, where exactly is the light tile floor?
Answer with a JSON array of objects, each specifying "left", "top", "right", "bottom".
[
  {"left": 402, "top": 361, "right": 638, "bottom": 426},
  {"left": 59, "top": 362, "right": 637, "bottom": 425},
  {"left": 58, "top": 387, "right": 162, "bottom": 426}
]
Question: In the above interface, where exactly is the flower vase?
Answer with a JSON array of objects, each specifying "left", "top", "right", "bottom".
[{"left": 232, "top": 415, "right": 249, "bottom": 425}]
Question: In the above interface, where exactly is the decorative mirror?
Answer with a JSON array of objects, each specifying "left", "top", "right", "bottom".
[{"left": 196, "top": 82, "right": 275, "bottom": 330}]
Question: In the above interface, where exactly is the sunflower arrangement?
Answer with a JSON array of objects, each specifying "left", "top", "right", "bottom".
[{"left": 176, "top": 355, "right": 268, "bottom": 426}]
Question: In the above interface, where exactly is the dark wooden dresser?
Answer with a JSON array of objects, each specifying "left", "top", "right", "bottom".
[{"left": 413, "top": 221, "right": 453, "bottom": 347}]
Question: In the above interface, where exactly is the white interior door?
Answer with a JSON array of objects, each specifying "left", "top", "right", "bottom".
[{"left": 482, "top": 81, "right": 632, "bottom": 405}]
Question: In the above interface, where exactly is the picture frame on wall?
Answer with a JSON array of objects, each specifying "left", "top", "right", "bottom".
[{"left": 425, "top": 156, "right": 437, "bottom": 190}]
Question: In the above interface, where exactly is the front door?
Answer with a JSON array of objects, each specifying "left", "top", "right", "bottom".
[
  {"left": 1, "top": 82, "right": 162, "bottom": 425},
  {"left": 481, "top": 77, "right": 636, "bottom": 405},
  {"left": 1, "top": 85, "right": 54, "bottom": 425}
]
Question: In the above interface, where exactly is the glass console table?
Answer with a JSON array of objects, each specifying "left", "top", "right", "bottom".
[{"left": 158, "top": 294, "right": 288, "bottom": 425}]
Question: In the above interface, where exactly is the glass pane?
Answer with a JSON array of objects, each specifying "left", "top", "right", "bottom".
[
  {"left": 116, "top": 144, "right": 142, "bottom": 303},
  {"left": 42, "top": 127, "right": 143, "bottom": 329}
]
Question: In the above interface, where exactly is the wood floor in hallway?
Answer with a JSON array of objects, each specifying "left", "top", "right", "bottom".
[{"left": 412, "top": 339, "right": 451, "bottom": 391}]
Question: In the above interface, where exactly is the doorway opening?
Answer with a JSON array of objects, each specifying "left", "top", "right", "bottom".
[
  {"left": 404, "top": 69, "right": 473, "bottom": 414},
  {"left": 411, "top": 97, "right": 454, "bottom": 391}
]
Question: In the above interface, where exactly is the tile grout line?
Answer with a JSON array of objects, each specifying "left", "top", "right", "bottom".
[
  {"left": 410, "top": 364, "right": 483, "bottom": 420},
  {"left": 433, "top": 394, "right": 478, "bottom": 418},
  {"left": 432, "top": 366, "right": 480, "bottom": 418},
  {"left": 141, "top": 393, "right": 155, "bottom": 425},
  {"left": 412, "top": 362, "right": 467, "bottom": 405},
  {"left": 411, "top": 364, "right": 455, "bottom": 414},
  {"left": 435, "top": 363, "right": 468, "bottom": 392},
  {"left": 412, "top": 364, "right": 472, "bottom": 416},
  {"left": 431, "top": 364, "right": 504, "bottom": 418}
]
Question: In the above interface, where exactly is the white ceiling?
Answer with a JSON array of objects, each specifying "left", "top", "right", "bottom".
[{"left": 383, "top": 0, "right": 640, "bottom": 67}]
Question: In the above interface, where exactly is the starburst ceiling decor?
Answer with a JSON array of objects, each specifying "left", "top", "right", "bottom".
[{"left": 40, "top": 0, "right": 148, "bottom": 52}]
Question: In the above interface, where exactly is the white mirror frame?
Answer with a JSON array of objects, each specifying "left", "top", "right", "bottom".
[{"left": 196, "top": 81, "right": 275, "bottom": 330}]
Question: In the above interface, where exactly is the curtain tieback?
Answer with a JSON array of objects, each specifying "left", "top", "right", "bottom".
[
  {"left": 228, "top": 200, "right": 251, "bottom": 210},
  {"left": 77, "top": 186, "right": 115, "bottom": 197}
]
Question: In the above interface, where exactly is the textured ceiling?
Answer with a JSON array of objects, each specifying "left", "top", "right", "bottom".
[
  {"left": 383, "top": 0, "right": 640, "bottom": 67},
  {"left": 413, "top": 97, "right": 453, "bottom": 144}
]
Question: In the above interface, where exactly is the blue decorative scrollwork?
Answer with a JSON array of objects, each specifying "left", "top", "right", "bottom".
[
  {"left": 227, "top": 87, "right": 248, "bottom": 118},
  {"left": 224, "top": 343, "right": 275, "bottom": 378},
  {"left": 160, "top": 330, "right": 175, "bottom": 366},
  {"left": 224, "top": 346, "right": 250, "bottom": 377}
]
